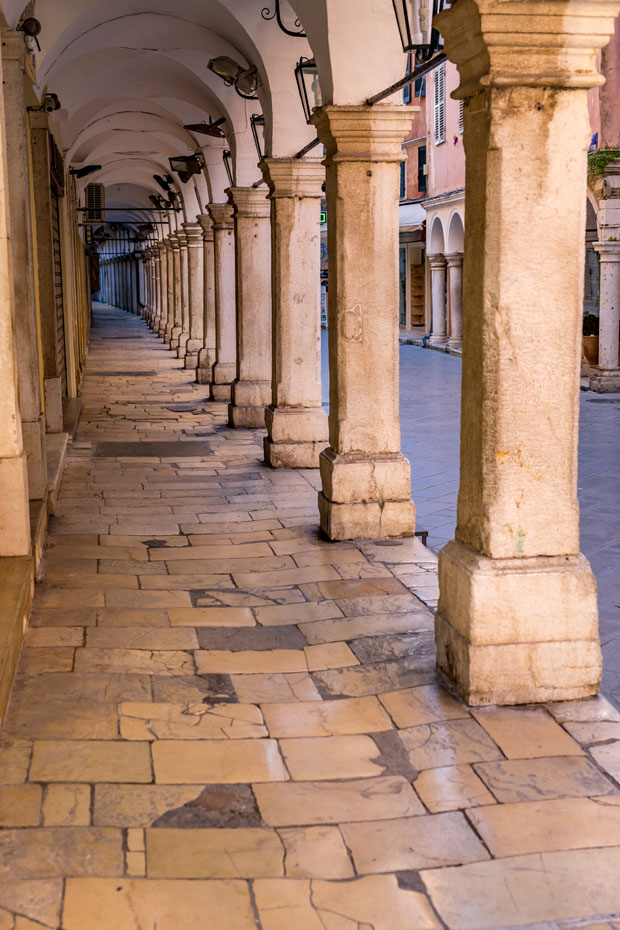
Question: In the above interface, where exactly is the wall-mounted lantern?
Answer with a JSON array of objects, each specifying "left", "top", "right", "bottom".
[
  {"left": 295, "top": 57, "right": 322, "bottom": 125},
  {"left": 250, "top": 114, "right": 265, "bottom": 160},
  {"left": 391, "top": 0, "right": 446, "bottom": 62},
  {"left": 222, "top": 150, "right": 234, "bottom": 187}
]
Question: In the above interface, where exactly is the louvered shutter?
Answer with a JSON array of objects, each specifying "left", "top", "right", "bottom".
[
  {"left": 86, "top": 183, "right": 105, "bottom": 222},
  {"left": 458, "top": 99, "right": 464, "bottom": 135},
  {"left": 434, "top": 63, "right": 446, "bottom": 145}
]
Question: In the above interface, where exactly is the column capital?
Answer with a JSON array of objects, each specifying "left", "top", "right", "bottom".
[
  {"left": 207, "top": 202, "right": 235, "bottom": 229},
  {"left": 228, "top": 186, "right": 271, "bottom": 219},
  {"left": 197, "top": 213, "right": 214, "bottom": 241},
  {"left": 313, "top": 105, "right": 416, "bottom": 162},
  {"left": 594, "top": 240, "right": 620, "bottom": 260},
  {"left": 260, "top": 157, "right": 324, "bottom": 199},
  {"left": 181, "top": 221, "right": 204, "bottom": 246},
  {"left": 445, "top": 251, "right": 464, "bottom": 267},
  {"left": 428, "top": 253, "right": 447, "bottom": 269},
  {"left": 156, "top": 240, "right": 167, "bottom": 255},
  {"left": 168, "top": 233, "right": 181, "bottom": 251},
  {"left": 436, "top": 0, "right": 620, "bottom": 98},
  {"left": 175, "top": 229, "right": 189, "bottom": 248}
]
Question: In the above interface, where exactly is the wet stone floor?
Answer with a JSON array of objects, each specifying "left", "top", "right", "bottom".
[{"left": 2, "top": 304, "right": 620, "bottom": 929}]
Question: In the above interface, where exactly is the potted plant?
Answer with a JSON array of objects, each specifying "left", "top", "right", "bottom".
[{"left": 582, "top": 313, "right": 599, "bottom": 364}]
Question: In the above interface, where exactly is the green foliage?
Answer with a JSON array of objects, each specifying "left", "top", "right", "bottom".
[
  {"left": 583, "top": 313, "right": 600, "bottom": 336},
  {"left": 588, "top": 149, "right": 620, "bottom": 177}
]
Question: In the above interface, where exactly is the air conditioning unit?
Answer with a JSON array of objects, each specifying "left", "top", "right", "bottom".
[{"left": 85, "top": 183, "right": 105, "bottom": 222}]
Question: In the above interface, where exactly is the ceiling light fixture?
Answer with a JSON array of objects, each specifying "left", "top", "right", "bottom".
[
  {"left": 69, "top": 164, "right": 102, "bottom": 179},
  {"left": 184, "top": 117, "right": 226, "bottom": 138},
  {"left": 153, "top": 174, "right": 172, "bottom": 192},
  {"left": 208, "top": 56, "right": 260, "bottom": 101}
]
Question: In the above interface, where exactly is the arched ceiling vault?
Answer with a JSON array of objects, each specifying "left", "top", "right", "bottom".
[{"left": 3, "top": 0, "right": 407, "bottom": 224}]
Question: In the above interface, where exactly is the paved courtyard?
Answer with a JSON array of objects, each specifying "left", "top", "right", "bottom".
[
  {"left": 2, "top": 305, "right": 620, "bottom": 929},
  {"left": 324, "top": 335, "right": 620, "bottom": 704}
]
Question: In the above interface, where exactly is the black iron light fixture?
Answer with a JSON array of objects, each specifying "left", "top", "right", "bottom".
[
  {"left": 295, "top": 58, "right": 322, "bottom": 125},
  {"left": 261, "top": 0, "right": 306, "bottom": 37},
  {"left": 222, "top": 150, "right": 234, "bottom": 187},
  {"left": 250, "top": 114, "right": 265, "bottom": 160},
  {"left": 149, "top": 194, "right": 165, "bottom": 209},
  {"left": 169, "top": 152, "right": 205, "bottom": 186},
  {"left": 184, "top": 117, "right": 226, "bottom": 138},
  {"left": 153, "top": 174, "right": 172, "bottom": 192},
  {"left": 392, "top": 0, "right": 446, "bottom": 63},
  {"left": 69, "top": 164, "right": 102, "bottom": 179},
  {"left": 208, "top": 56, "right": 260, "bottom": 101},
  {"left": 19, "top": 16, "right": 42, "bottom": 50}
]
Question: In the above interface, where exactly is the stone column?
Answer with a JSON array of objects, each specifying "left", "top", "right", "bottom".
[
  {"left": 2, "top": 32, "right": 47, "bottom": 499},
  {"left": 313, "top": 107, "right": 414, "bottom": 538},
  {"left": 260, "top": 158, "right": 328, "bottom": 467},
  {"left": 170, "top": 234, "right": 183, "bottom": 350},
  {"left": 151, "top": 248, "right": 161, "bottom": 331},
  {"left": 434, "top": 0, "right": 620, "bottom": 706},
  {"left": 207, "top": 203, "right": 236, "bottom": 401},
  {"left": 183, "top": 222, "right": 205, "bottom": 370},
  {"left": 446, "top": 251, "right": 464, "bottom": 349},
  {"left": 429, "top": 254, "right": 448, "bottom": 345},
  {"left": 164, "top": 237, "right": 175, "bottom": 343},
  {"left": 30, "top": 112, "right": 63, "bottom": 432},
  {"left": 177, "top": 229, "right": 190, "bottom": 358},
  {"left": 157, "top": 242, "right": 168, "bottom": 338},
  {"left": 196, "top": 214, "right": 216, "bottom": 385},
  {"left": 228, "top": 186, "right": 272, "bottom": 429},
  {"left": 590, "top": 241, "right": 620, "bottom": 391}
]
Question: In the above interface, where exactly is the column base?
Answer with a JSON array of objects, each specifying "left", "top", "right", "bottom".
[
  {"left": 429, "top": 334, "right": 448, "bottom": 345},
  {"left": 22, "top": 416, "right": 48, "bottom": 502},
  {"left": 447, "top": 337, "right": 462, "bottom": 350},
  {"left": 318, "top": 448, "right": 415, "bottom": 540},
  {"left": 196, "top": 367, "right": 213, "bottom": 385},
  {"left": 228, "top": 381, "right": 271, "bottom": 429},
  {"left": 263, "top": 406, "right": 328, "bottom": 468},
  {"left": 44, "top": 377, "right": 63, "bottom": 434},
  {"left": 589, "top": 367, "right": 620, "bottom": 393},
  {"left": 209, "top": 362, "right": 236, "bottom": 402},
  {"left": 177, "top": 332, "right": 189, "bottom": 359},
  {"left": 435, "top": 539, "right": 601, "bottom": 706},
  {"left": 0, "top": 453, "right": 31, "bottom": 554},
  {"left": 170, "top": 326, "right": 182, "bottom": 350},
  {"left": 184, "top": 353, "right": 199, "bottom": 370},
  {"left": 209, "top": 384, "right": 232, "bottom": 402}
]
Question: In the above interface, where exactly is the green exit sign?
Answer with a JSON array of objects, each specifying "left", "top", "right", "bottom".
[{"left": 320, "top": 211, "right": 327, "bottom": 224}]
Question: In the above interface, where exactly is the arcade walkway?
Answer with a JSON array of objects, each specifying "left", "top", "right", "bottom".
[{"left": 3, "top": 305, "right": 620, "bottom": 930}]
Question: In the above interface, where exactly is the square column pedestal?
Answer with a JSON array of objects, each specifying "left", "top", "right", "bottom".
[
  {"left": 313, "top": 106, "right": 416, "bottom": 538},
  {"left": 207, "top": 204, "right": 236, "bottom": 402},
  {"left": 227, "top": 187, "right": 272, "bottom": 429},
  {"left": 431, "top": 0, "right": 617, "bottom": 704},
  {"left": 260, "top": 159, "right": 328, "bottom": 467}
]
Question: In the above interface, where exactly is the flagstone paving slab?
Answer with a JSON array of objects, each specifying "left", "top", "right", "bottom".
[{"left": 1, "top": 306, "right": 619, "bottom": 929}]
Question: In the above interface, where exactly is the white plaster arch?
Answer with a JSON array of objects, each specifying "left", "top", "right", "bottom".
[
  {"left": 447, "top": 210, "right": 464, "bottom": 252},
  {"left": 429, "top": 215, "right": 446, "bottom": 255}
]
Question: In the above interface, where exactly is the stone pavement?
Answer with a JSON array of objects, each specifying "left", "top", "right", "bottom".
[
  {"left": 3, "top": 305, "right": 620, "bottom": 929},
  {"left": 324, "top": 335, "right": 620, "bottom": 704}
]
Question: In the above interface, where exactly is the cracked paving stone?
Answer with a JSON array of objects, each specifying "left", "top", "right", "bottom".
[
  {"left": 196, "top": 625, "right": 307, "bottom": 652},
  {"left": 151, "top": 784, "right": 263, "bottom": 829}
]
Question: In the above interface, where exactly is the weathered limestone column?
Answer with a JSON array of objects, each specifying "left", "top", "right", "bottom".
[
  {"left": 434, "top": 0, "right": 620, "bottom": 705},
  {"left": 429, "top": 254, "right": 448, "bottom": 345},
  {"left": 2, "top": 32, "right": 47, "bottom": 499},
  {"left": 590, "top": 241, "right": 620, "bottom": 391},
  {"left": 207, "top": 203, "right": 236, "bottom": 401},
  {"left": 447, "top": 252, "right": 464, "bottom": 349},
  {"left": 260, "top": 159, "right": 328, "bottom": 467},
  {"left": 157, "top": 242, "right": 168, "bottom": 338},
  {"left": 0, "top": 42, "right": 30, "bottom": 552},
  {"left": 196, "top": 214, "right": 216, "bottom": 385},
  {"left": 228, "top": 187, "right": 272, "bottom": 428},
  {"left": 150, "top": 248, "right": 160, "bottom": 331},
  {"left": 30, "top": 110, "right": 63, "bottom": 433},
  {"left": 170, "top": 234, "right": 183, "bottom": 350},
  {"left": 177, "top": 229, "right": 190, "bottom": 358},
  {"left": 183, "top": 222, "right": 205, "bottom": 370},
  {"left": 313, "top": 107, "right": 414, "bottom": 537},
  {"left": 164, "top": 237, "right": 175, "bottom": 343}
]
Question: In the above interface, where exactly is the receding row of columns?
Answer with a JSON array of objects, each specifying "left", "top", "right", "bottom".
[{"left": 101, "top": 13, "right": 611, "bottom": 709}]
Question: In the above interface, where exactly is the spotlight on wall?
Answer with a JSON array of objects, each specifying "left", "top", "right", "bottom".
[
  {"left": 250, "top": 114, "right": 265, "bottom": 160},
  {"left": 208, "top": 56, "right": 260, "bottom": 101},
  {"left": 19, "top": 16, "right": 42, "bottom": 50},
  {"left": 69, "top": 164, "right": 102, "bottom": 179},
  {"left": 184, "top": 117, "right": 226, "bottom": 138},
  {"left": 153, "top": 174, "right": 172, "bottom": 192},
  {"left": 41, "top": 92, "right": 61, "bottom": 113},
  {"left": 222, "top": 149, "right": 234, "bottom": 187},
  {"left": 169, "top": 152, "right": 205, "bottom": 179}
]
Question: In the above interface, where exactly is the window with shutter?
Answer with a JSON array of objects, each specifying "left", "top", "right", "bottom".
[
  {"left": 458, "top": 99, "right": 464, "bottom": 135},
  {"left": 400, "top": 159, "right": 407, "bottom": 199},
  {"left": 417, "top": 145, "right": 427, "bottom": 193},
  {"left": 433, "top": 63, "right": 446, "bottom": 145},
  {"left": 403, "top": 53, "right": 412, "bottom": 103}
]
